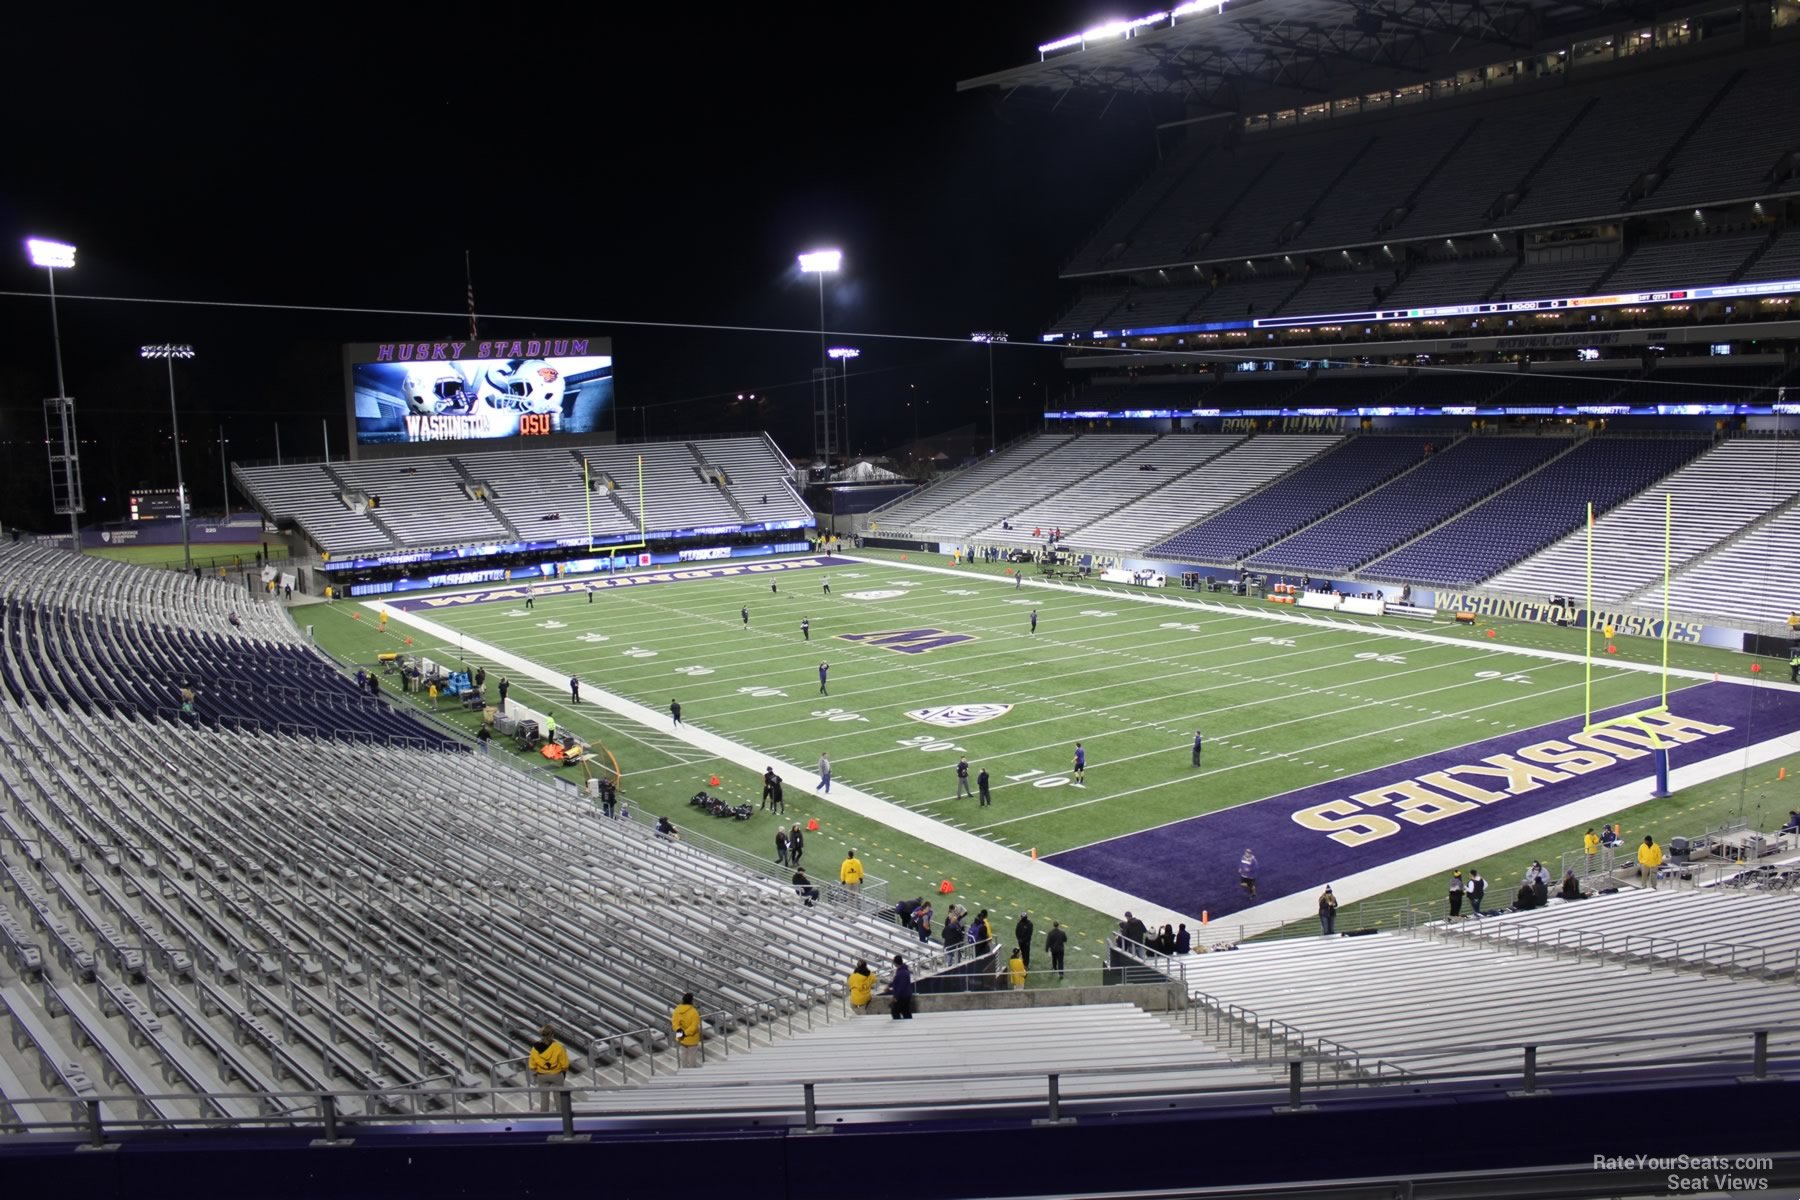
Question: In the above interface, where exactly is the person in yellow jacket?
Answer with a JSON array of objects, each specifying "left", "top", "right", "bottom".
[
  {"left": 1637, "top": 835, "right": 1664, "bottom": 889},
  {"left": 1583, "top": 827, "right": 1600, "bottom": 864},
  {"left": 847, "top": 960, "right": 877, "bottom": 1015},
  {"left": 839, "top": 849, "right": 865, "bottom": 889},
  {"left": 671, "top": 993, "right": 703, "bottom": 1068},
  {"left": 527, "top": 1026, "right": 570, "bottom": 1111},
  {"left": 1008, "top": 947, "right": 1027, "bottom": 989}
]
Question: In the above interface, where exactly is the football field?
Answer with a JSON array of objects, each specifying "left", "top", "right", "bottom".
[{"left": 365, "top": 551, "right": 1799, "bottom": 926}]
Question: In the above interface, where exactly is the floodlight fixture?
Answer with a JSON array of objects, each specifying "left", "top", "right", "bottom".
[
  {"left": 141, "top": 345, "right": 195, "bottom": 569},
  {"left": 797, "top": 249, "right": 842, "bottom": 274},
  {"left": 827, "top": 347, "right": 860, "bottom": 360},
  {"left": 27, "top": 238, "right": 76, "bottom": 269}
]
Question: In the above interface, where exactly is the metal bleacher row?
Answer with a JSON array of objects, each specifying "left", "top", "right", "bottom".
[
  {"left": 234, "top": 435, "right": 812, "bottom": 558},
  {"left": 873, "top": 421, "right": 1798, "bottom": 618},
  {"left": 581, "top": 1004, "right": 1279, "bottom": 1114},
  {"left": 0, "top": 542, "right": 453, "bottom": 750},
  {"left": 1431, "top": 887, "right": 1800, "bottom": 979},
  {"left": 0, "top": 548, "right": 935, "bottom": 1124},
  {"left": 1184, "top": 889, "right": 1800, "bottom": 1077},
  {"left": 873, "top": 431, "right": 1344, "bottom": 550},
  {"left": 1636, "top": 503, "right": 1800, "bottom": 624},
  {"left": 1490, "top": 437, "right": 1800, "bottom": 604}
]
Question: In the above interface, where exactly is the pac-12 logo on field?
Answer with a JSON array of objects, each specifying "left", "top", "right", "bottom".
[
  {"left": 837, "top": 628, "right": 977, "bottom": 655},
  {"left": 906, "top": 704, "right": 1013, "bottom": 728}
]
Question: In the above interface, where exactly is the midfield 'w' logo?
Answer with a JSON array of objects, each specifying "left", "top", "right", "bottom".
[{"left": 836, "top": 627, "right": 976, "bottom": 655}]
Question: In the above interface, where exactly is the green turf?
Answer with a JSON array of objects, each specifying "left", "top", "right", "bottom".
[
  {"left": 87, "top": 542, "right": 286, "bottom": 570},
  {"left": 306, "top": 598, "right": 1136, "bottom": 968},
  {"left": 308, "top": 550, "right": 1785, "bottom": 959}
]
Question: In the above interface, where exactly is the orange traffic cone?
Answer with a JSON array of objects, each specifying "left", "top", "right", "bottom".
[
  {"left": 403, "top": 637, "right": 413, "bottom": 646},
  {"left": 1485, "top": 629, "right": 1496, "bottom": 638},
  {"left": 1780, "top": 767, "right": 1788, "bottom": 781},
  {"left": 806, "top": 817, "right": 820, "bottom": 831},
  {"left": 938, "top": 879, "right": 955, "bottom": 894},
  {"left": 351, "top": 612, "right": 361, "bottom": 620},
  {"left": 709, "top": 775, "right": 720, "bottom": 788}
]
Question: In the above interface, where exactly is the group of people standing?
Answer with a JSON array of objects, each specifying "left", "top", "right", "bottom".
[{"left": 1119, "top": 912, "right": 1192, "bottom": 957}]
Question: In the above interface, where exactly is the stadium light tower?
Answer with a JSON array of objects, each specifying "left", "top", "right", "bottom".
[
  {"left": 971, "top": 331, "right": 1009, "bottom": 453},
  {"left": 141, "top": 345, "right": 195, "bottom": 571},
  {"left": 828, "top": 347, "right": 860, "bottom": 462},
  {"left": 799, "top": 249, "right": 843, "bottom": 465},
  {"left": 797, "top": 249, "right": 841, "bottom": 365},
  {"left": 28, "top": 238, "right": 84, "bottom": 552}
]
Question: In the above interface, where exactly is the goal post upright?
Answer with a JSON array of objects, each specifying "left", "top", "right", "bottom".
[
  {"left": 585, "top": 453, "right": 649, "bottom": 564},
  {"left": 1662, "top": 490, "right": 1672, "bottom": 712},
  {"left": 1584, "top": 499, "right": 1594, "bottom": 731},
  {"left": 1579, "top": 493, "right": 1676, "bottom": 796}
]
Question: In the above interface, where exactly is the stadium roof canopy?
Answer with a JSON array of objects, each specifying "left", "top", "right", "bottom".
[{"left": 958, "top": 0, "right": 1706, "bottom": 111}]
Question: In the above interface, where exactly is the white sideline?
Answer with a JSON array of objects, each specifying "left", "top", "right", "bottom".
[
  {"left": 835, "top": 553, "right": 1789, "bottom": 689},
  {"left": 369, "top": 555, "right": 1797, "bottom": 937},
  {"left": 840, "top": 554, "right": 1800, "bottom": 929},
  {"left": 370, "top": 603, "right": 1196, "bottom": 932},
  {"left": 1215, "top": 728, "right": 1800, "bottom": 933}
]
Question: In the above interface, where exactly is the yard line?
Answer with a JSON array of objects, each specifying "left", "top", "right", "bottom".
[
  {"left": 858, "top": 649, "right": 1611, "bottom": 805},
  {"left": 969, "top": 675, "right": 1598, "bottom": 832},
  {"left": 475, "top": 577, "right": 1425, "bottom": 732},
  {"left": 483, "top": 581, "right": 1464, "bottom": 762},
  {"left": 846, "top": 645, "right": 1525, "bottom": 785},
  {"left": 835, "top": 553, "right": 1729, "bottom": 685}
]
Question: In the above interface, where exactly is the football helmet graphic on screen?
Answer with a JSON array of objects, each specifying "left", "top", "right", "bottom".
[
  {"left": 401, "top": 365, "right": 472, "bottom": 415},
  {"left": 476, "top": 359, "right": 565, "bottom": 414}
]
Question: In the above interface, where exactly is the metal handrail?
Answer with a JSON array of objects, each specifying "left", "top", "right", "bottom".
[
  {"left": 4, "top": 1021, "right": 1793, "bottom": 1140},
  {"left": 1433, "top": 912, "right": 1787, "bottom": 980}
]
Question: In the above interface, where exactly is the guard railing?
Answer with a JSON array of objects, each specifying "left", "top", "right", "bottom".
[{"left": 4, "top": 1022, "right": 1793, "bottom": 1141}]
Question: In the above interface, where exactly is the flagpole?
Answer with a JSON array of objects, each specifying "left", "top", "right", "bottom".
[{"left": 465, "top": 250, "right": 478, "bottom": 341}]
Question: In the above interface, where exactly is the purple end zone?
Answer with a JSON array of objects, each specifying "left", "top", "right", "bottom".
[
  {"left": 1047, "top": 682, "right": 1800, "bottom": 919},
  {"left": 382, "top": 555, "right": 852, "bottom": 611}
]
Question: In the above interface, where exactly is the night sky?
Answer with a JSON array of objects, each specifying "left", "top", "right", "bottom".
[{"left": 0, "top": 2, "right": 1177, "bottom": 528}]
